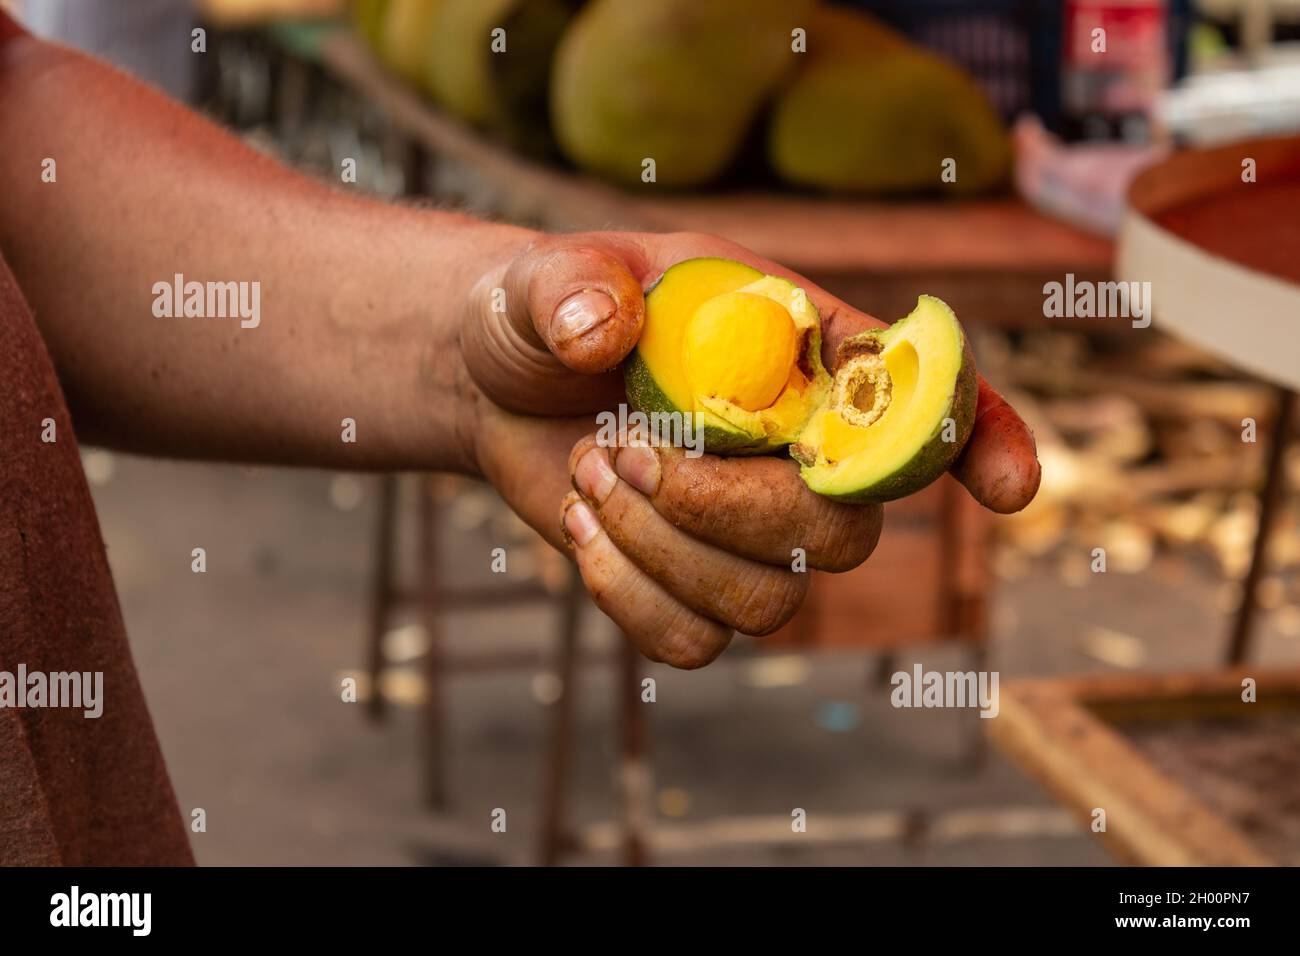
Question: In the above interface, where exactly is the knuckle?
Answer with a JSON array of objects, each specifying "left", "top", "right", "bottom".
[
  {"left": 599, "top": 487, "right": 657, "bottom": 546},
  {"left": 576, "top": 542, "right": 628, "bottom": 612},
  {"left": 804, "top": 502, "right": 880, "bottom": 572},
  {"left": 657, "top": 458, "right": 719, "bottom": 527},
  {"left": 567, "top": 433, "right": 601, "bottom": 477},
  {"left": 519, "top": 233, "right": 565, "bottom": 265},
  {"left": 730, "top": 569, "right": 807, "bottom": 636},
  {"left": 558, "top": 491, "right": 583, "bottom": 548}
]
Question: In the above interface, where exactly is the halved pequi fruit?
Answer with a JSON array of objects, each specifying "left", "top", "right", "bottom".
[
  {"left": 792, "top": 296, "right": 978, "bottom": 502},
  {"left": 624, "top": 258, "right": 831, "bottom": 455},
  {"left": 623, "top": 258, "right": 977, "bottom": 501}
]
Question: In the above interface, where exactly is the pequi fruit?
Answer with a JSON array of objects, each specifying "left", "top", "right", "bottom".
[
  {"left": 624, "top": 258, "right": 831, "bottom": 455},
  {"left": 792, "top": 296, "right": 977, "bottom": 502},
  {"left": 351, "top": 0, "right": 392, "bottom": 53},
  {"left": 797, "top": 3, "right": 908, "bottom": 59},
  {"left": 379, "top": 0, "right": 442, "bottom": 86},
  {"left": 769, "top": 41, "right": 1011, "bottom": 196},
  {"left": 551, "top": 0, "right": 815, "bottom": 188},
  {"left": 423, "top": 0, "right": 577, "bottom": 154},
  {"left": 624, "top": 259, "right": 977, "bottom": 502}
]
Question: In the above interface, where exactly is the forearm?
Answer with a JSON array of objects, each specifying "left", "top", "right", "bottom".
[{"left": 0, "top": 26, "right": 532, "bottom": 473}]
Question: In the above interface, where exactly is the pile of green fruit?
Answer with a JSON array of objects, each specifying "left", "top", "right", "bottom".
[
  {"left": 354, "top": 0, "right": 578, "bottom": 155},
  {"left": 355, "top": 0, "right": 1010, "bottom": 193}
]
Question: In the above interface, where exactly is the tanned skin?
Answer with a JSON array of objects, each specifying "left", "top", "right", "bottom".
[{"left": 0, "top": 17, "right": 1039, "bottom": 667}]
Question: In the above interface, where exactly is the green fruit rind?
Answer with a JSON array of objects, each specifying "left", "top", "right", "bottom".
[
  {"left": 798, "top": 299, "right": 978, "bottom": 503},
  {"left": 624, "top": 264, "right": 830, "bottom": 456},
  {"left": 624, "top": 265, "right": 976, "bottom": 502},
  {"left": 623, "top": 350, "right": 784, "bottom": 456}
]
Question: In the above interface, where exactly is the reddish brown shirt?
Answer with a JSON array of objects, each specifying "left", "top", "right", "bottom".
[{"left": 0, "top": 250, "right": 194, "bottom": 865}]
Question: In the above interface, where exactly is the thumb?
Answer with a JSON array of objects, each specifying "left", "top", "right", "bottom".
[
  {"left": 463, "top": 238, "right": 645, "bottom": 415},
  {"left": 511, "top": 239, "right": 645, "bottom": 374}
]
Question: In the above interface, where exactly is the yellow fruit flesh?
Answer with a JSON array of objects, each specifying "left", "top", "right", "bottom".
[
  {"left": 631, "top": 268, "right": 973, "bottom": 498},
  {"left": 637, "top": 259, "right": 764, "bottom": 413},
  {"left": 812, "top": 300, "right": 961, "bottom": 475},
  {"left": 766, "top": 364, "right": 817, "bottom": 421},
  {"left": 683, "top": 292, "right": 797, "bottom": 412}
]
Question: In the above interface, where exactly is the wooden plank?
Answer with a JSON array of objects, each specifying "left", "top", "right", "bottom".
[
  {"left": 576, "top": 806, "right": 1081, "bottom": 855},
  {"left": 315, "top": 31, "right": 1113, "bottom": 280},
  {"left": 988, "top": 672, "right": 1294, "bottom": 866},
  {"left": 1049, "top": 666, "right": 1300, "bottom": 704},
  {"left": 628, "top": 192, "right": 1113, "bottom": 278},
  {"left": 1058, "top": 667, "right": 1300, "bottom": 723}
]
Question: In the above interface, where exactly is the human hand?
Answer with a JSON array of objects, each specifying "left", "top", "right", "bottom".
[{"left": 459, "top": 231, "right": 1040, "bottom": 667}]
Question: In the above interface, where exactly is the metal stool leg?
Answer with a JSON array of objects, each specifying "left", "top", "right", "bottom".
[
  {"left": 537, "top": 567, "right": 584, "bottom": 866},
  {"left": 365, "top": 475, "right": 398, "bottom": 722},
  {"left": 1228, "top": 387, "right": 1296, "bottom": 664},
  {"left": 419, "top": 479, "right": 448, "bottom": 809},
  {"left": 618, "top": 639, "right": 651, "bottom": 866}
]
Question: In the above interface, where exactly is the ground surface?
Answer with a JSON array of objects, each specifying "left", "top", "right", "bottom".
[{"left": 87, "top": 451, "right": 1299, "bottom": 866}]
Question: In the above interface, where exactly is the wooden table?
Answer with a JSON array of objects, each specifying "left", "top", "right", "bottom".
[{"left": 990, "top": 668, "right": 1299, "bottom": 866}]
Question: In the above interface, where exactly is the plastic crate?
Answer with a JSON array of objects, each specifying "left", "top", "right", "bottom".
[{"left": 836, "top": 0, "right": 1193, "bottom": 135}]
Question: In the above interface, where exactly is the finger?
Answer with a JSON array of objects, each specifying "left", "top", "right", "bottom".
[
  {"left": 570, "top": 438, "right": 808, "bottom": 636},
  {"left": 560, "top": 493, "right": 733, "bottom": 669},
  {"left": 816, "top": 301, "right": 882, "bottom": 371},
  {"left": 952, "top": 378, "right": 1042, "bottom": 514},
  {"left": 474, "top": 406, "right": 594, "bottom": 551},
  {"left": 461, "top": 237, "right": 645, "bottom": 415},
  {"left": 595, "top": 438, "right": 882, "bottom": 572},
  {"left": 506, "top": 237, "right": 646, "bottom": 374}
]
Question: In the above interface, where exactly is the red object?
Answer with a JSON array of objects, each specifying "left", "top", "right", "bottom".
[
  {"left": 0, "top": 250, "right": 193, "bottom": 865},
  {"left": 1063, "top": 0, "right": 1168, "bottom": 133},
  {"left": 1154, "top": 181, "right": 1300, "bottom": 286}
]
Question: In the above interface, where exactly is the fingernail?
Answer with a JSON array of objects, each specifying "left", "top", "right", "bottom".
[
  {"left": 563, "top": 500, "right": 600, "bottom": 547},
  {"left": 616, "top": 442, "right": 660, "bottom": 496},
  {"left": 575, "top": 448, "right": 618, "bottom": 504},
  {"left": 551, "top": 290, "right": 615, "bottom": 344}
]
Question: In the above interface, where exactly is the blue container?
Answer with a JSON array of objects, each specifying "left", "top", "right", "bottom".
[{"left": 836, "top": 0, "right": 1192, "bottom": 135}]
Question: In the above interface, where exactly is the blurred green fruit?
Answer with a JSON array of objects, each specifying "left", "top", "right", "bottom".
[
  {"left": 380, "top": 0, "right": 442, "bottom": 86},
  {"left": 769, "top": 42, "right": 1011, "bottom": 196},
  {"left": 424, "top": 0, "right": 577, "bottom": 154},
  {"left": 351, "top": 0, "right": 391, "bottom": 52},
  {"left": 551, "top": 0, "right": 815, "bottom": 187}
]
